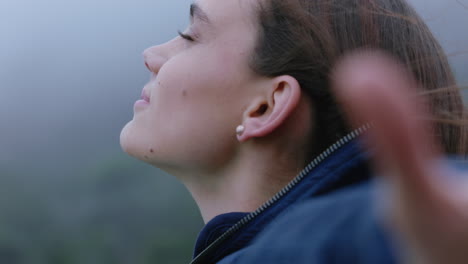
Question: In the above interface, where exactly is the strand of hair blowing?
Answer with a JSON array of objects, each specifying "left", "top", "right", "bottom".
[{"left": 250, "top": 0, "right": 467, "bottom": 159}]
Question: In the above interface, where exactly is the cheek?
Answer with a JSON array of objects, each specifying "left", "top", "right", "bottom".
[
  {"left": 154, "top": 51, "right": 242, "bottom": 116},
  {"left": 142, "top": 56, "right": 242, "bottom": 168}
]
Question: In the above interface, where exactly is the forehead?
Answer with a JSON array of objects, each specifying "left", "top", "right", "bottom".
[
  {"left": 195, "top": 0, "right": 259, "bottom": 28},
  {"left": 193, "top": 0, "right": 261, "bottom": 70}
]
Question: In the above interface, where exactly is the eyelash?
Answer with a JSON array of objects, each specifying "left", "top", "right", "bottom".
[{"left": 178, "top": 30, "right": 195, "bottom": 41}]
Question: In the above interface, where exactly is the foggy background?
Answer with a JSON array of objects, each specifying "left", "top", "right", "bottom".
[{"left": 0, "top": 0, "right": 466, "bottom": 263}]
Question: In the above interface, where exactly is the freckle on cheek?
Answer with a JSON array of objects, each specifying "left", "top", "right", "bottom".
[
  {"left": 182, "top": 90, "right": 187, "bottom": 96},
  {"left": 150, "top": 149, "right": 154, "bottom": 153}
]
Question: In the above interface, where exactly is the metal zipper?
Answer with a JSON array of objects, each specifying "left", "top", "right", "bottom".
[{"left": 189, "top": 124, "right": 370, "bottom": 264}]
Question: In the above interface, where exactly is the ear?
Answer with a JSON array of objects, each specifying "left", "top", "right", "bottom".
[{"left": 238, "top": 76, "right": 301, "bottom": 142}]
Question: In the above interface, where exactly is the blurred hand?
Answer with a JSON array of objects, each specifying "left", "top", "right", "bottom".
[{"left": 332, "top": 51, "right": 468, "bottom": 264}]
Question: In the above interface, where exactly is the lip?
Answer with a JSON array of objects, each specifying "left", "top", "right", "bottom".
[
  {"left": 141, "top": 89, "right": 150, "bottom": 103},
  {"left": 134, "top": 99, "right": 150, "bottom": 110},
  {"left": 134, "top": 89, "right": 151, "bottom": 111}
]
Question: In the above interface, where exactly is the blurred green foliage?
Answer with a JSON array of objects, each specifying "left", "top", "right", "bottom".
[{"left": 0, "top": 157, "right": 203, "bottom": 264}]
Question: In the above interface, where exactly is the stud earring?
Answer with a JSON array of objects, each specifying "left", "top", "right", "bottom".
[{"left": 236, "top": 125, "right": 245, "bottom": 136}]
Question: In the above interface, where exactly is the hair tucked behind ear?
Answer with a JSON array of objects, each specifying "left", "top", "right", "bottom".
[{"left": 250, "top": 0, "right": 467, "bottom": 160}]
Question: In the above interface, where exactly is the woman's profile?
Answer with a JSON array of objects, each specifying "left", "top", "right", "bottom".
[{"left": 120, "top": 0, "right": 468, "bottom": 263}]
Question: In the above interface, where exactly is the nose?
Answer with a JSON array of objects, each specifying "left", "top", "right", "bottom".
[{"left": 143, "top": 45, "right": 168, "bottom": 74}]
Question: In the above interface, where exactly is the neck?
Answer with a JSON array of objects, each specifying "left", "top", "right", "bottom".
[{"left": 174, "top": 145, "right": 305, "bottom": 224}]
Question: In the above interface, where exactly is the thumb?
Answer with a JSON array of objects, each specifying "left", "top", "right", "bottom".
[
  {"left": 331, "top": 51, "right": 442, "bottom": 197},
  {"left": 330, "top": 51, "right": 466, "bottom": 264}
]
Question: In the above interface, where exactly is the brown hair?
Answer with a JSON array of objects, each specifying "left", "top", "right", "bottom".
[{"left": 250, "top": 0, "right": 467, "bottom": 159}]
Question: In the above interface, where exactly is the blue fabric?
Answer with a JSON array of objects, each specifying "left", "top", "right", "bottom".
[
  {"left": 230, "top": 182, "right": 399, "bottom": 264},
  {"left": 192, "top": 138, "right": 467, "bottom": 264},
  {"left": 193, "top": 212, "right": 248, "bottom": 258}
]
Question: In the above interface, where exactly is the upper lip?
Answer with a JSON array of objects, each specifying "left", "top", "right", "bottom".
[{"left": 141, "top": 89, "right": 150, "bottom": 102}]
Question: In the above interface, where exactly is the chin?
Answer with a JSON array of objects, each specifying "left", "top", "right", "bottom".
[
  {"left": 119, "top": 121, "right": 182, "bottom": 172},
  {"left": 120, "top": 121, "right": 159, "bottom": 166},
  {"left": 120, "top": 121, "right": 139, "bottom": 157}
]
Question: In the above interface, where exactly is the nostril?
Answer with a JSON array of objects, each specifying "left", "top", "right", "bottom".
[{"left": 145, "top": 61, "right": 150, "bottom": 70}]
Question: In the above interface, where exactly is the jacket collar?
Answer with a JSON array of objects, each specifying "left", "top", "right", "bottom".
[
  {"left": 193, "top": 212, "right": 248, "bottom": 258},
  {"left": 193, "top": 138, "right": 372, "bottom": 263}
]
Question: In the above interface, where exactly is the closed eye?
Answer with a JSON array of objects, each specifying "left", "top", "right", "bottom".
[{"left": 178, "top": 30, "right": 195, "bottom": 42}]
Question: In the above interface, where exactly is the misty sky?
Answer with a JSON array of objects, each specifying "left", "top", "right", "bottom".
[{"left": 0, "top": 0, "right": 467, "bottom": 178}]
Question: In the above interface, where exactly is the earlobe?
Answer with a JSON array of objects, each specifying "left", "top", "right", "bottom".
[
  {"left": 236, "top": 125, "right": 245, "bottom": 136},
  {"left": 237, "top": 76, "right": 301, "bottom": 142}
]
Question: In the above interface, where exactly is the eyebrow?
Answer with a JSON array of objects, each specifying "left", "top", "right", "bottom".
[{"left": 190, "top": 3, "right": 211, "bottom": 24}]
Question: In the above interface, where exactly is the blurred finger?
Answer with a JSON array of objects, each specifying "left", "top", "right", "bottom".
[
  {"left": 331, "top": 50, "right": 468, "bottom": 264},
  {"left": 332, "top": 51, "right": 440, "bottom": 190}
]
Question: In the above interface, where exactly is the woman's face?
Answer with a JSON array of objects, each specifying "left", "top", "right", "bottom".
[{"left": 120, "top": 0, "right": 262, "bottom": 173}]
